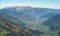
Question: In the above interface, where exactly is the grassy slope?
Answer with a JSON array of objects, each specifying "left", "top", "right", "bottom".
[{"left": 21, "top": 19, "right": 57, "bottom": 36}]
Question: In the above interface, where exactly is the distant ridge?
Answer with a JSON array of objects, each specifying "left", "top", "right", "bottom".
[{"left": 2, "top": 6, "right": 60, "bottom": 10}]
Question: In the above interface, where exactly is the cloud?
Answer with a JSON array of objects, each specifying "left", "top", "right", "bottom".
[
  {"left": 32, "top": 4, "right": 60, "bottom": 9},
  {"left": 0, "top": 0, "right": 60, "bottom": 9}
]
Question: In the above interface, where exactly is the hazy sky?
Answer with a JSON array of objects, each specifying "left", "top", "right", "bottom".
[{"left": 0, "top": 0, "right": 60, "bottom": 9}]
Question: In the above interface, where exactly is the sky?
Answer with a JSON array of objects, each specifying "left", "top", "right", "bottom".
[{"left": 0, "top": 0, "right": 60, "bottom": 9}]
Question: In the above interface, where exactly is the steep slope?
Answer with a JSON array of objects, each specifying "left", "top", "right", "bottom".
[
  {"left": 0, "top": 11, "right": 43, "bottom": 36},
  {"left": 43, "top": 14, "right": 60, "bottom": 36}
]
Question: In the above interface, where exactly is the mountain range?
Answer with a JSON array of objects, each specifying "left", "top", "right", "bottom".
[{"left": 0, "top": 6, "right": 60, "bottom": 36}]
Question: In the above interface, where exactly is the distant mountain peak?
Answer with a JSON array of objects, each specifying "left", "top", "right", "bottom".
[
  {"left": 6, "top": 6, "right": 32, "bottom": 9},
  {"left": 5, "top": 6, "right": 33, "bottom": 11}
]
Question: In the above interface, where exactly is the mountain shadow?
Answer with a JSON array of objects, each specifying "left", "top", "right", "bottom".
[{"left": 43, "top": 14, "right": 60, "bottom": 36}]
